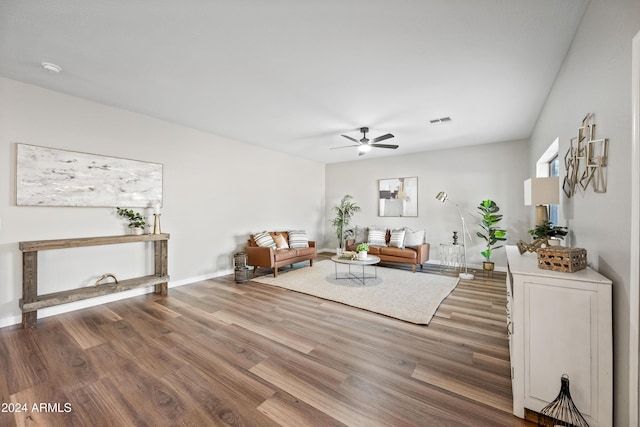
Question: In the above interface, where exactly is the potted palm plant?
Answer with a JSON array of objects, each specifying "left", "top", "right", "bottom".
[
  {"left": 476, "top": 199, "right": 507, "bottom": 271},
  {"left": 330, "top": 195, "right": 361, "bottom": 253}
]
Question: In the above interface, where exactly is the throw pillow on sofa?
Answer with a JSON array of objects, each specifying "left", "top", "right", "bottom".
[
  {"left": 403, "top": 228, "right": 426, "bottom": 247},
  {"left": 346, "top": 226, "right": 376, "bottom": 244},
  {"left": 367, "top": 228, "right": 387, "bottom": 247},
  {"left": 389, "top": 228, "right": 406, "bottom": 248},
  {"left": 273, "top": 233, "right": 289, "bottom": 250},
  {"left": 287, "top": 230, "right": 309, "bottom": 248},
  {"left": 351, "top": 225, "right": 368, "bottom": 244},
  {"left": 255, "top": 231, "right": 276, "bottom": 248}
]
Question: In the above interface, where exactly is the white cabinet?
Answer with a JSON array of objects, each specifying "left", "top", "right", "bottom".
[{"left": 506, "top": 246, "right": 612, "bottom": 427}]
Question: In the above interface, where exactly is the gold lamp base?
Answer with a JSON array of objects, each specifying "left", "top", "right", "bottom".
[{"left": 535, "top": 205, "right": 549, "bottom": 226}]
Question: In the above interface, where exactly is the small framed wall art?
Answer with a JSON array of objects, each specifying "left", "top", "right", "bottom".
[{"left": 378, "top": 176, "right": 418, "bottom": 217}]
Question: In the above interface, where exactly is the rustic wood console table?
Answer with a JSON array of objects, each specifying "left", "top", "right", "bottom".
[{"left": 19, "top": 233, "right": 170, "bottom": 329}]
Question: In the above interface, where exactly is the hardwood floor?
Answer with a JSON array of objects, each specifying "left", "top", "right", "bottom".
[{"left": 0, "top": 254, "right": 535, "bottom": 426}]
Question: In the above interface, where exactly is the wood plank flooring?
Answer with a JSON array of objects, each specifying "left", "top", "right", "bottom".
[{"left": 0, "top": 254, "right": 535, "bottom": 426}]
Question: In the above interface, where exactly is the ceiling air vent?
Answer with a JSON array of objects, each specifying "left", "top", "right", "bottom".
[{"left": 430, "top": 117, "right": 452, "bottom": 125}]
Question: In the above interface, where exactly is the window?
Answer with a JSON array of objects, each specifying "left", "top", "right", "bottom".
[{"left": 548, "top": 155, "right": 559, "bottom": 225}]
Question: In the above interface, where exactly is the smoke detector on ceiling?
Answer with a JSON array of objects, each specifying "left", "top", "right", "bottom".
[{"left": 41, "top": 62, "right": 62, "bottom": 74}]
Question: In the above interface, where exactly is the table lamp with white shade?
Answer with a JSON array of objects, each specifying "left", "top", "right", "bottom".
[{"left": 524, "top": 177, "right": 560, "bottom": 226}]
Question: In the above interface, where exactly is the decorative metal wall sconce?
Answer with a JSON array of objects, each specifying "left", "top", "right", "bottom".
[{"left": 563, "top": 113, "right": 609, "bottom": 198}]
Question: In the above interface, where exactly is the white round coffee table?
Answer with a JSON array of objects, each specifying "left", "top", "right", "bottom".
[{"left": 330, "top": 254, "right": 381, "bottom": 285}]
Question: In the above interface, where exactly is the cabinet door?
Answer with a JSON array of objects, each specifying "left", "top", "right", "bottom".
[{"left": 524, "top": 280, "right": 597, "bottom": 421}]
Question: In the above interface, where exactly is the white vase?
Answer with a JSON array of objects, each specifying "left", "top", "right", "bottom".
[
  {"left": 131, "top": 227, "right": 143, "bottom": 235},
  {"left": 358, "top": 251, "right": 368, "bottom": 260}
]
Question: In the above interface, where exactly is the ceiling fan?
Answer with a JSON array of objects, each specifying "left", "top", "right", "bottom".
[{"left": 332, "top": 127, "right": 398, "bottom": 156}]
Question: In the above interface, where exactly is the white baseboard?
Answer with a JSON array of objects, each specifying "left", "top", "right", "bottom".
[{"left": 0, "top": 269, "right": 234, "bottom": 329}]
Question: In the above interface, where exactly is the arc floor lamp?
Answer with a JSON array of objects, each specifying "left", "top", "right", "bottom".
[{"left": 436, "top": 191, "right": 475, "bottom": 280}]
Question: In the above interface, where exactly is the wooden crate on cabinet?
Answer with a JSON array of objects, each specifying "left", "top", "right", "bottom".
[{"left": 505, "top": 245, "right": 612, "bottom": 427}]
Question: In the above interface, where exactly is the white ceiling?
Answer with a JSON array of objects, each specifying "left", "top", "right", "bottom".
[{"left": 0, "top": 0, "right": 589, "bottom": 164}]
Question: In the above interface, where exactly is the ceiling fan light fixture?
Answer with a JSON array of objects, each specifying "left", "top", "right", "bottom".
[
  {"left": 333, "top": 127, "right": 397, "bottom": 155},
  {"left": 358, "top": 144, "right": 371, "bottom": 153}
]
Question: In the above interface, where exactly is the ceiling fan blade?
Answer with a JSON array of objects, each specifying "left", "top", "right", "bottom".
[
  {"left": 372, "top": 133, "right": 394, "bottom": 143},
  {"left": 330, "top": 145, "right": 359, "bottom": 150},
  {"left": 371, "top": 144, "right": 399, "bottom": 149},
  {"left": 341, "top": 135, "right": 359, "bottom": 143}
]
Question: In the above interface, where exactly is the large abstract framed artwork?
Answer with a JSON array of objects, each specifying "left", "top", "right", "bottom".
[
  {"left": 378, "top": 177, "right": 418, "bottom": 217},
  {"left": 16, "top": 144, "right": 163, "bottom": 207}
]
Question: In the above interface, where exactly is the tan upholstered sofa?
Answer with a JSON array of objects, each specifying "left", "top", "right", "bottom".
[
  {"left": 345, "top": 226, "right": 429, "bottom": 272},
  {"left": 245, "top": 230, "right": 316, "bottom": 277}
]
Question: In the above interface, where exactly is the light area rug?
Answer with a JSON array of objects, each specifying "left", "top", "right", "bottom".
[{"left": 251, "top": 260, "right": 459, "bottom": 325}]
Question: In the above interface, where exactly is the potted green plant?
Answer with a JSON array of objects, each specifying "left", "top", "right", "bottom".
[
  {"left": 116, "top": 207, "right": 147, "bottom": 235},
  {"left": 476, "top": 199, "right": 507, "bottom": 271},
  {"left": 330, "top": 195, "right": 361, "bottom": 252},
  {"left": 356, "top": 242, "right": 369, "bottom": 259},
  {"left": 528, "top": 220, "right": 568, "bottom": 246}
]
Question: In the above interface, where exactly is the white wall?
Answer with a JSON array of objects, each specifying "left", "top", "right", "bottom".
[
  {"left": 0, "top": 77, "right": 325, "bottom": 327},
  {"left": 325, "top": 139, "right": 530, "bottom": 268},
  {"left": 528, "top": 0, "right": 640, "bottom": 424}
]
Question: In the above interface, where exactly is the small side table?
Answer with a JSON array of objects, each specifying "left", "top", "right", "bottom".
[{"left": 439, "top": 243, "right": 465, "bottom": 272}]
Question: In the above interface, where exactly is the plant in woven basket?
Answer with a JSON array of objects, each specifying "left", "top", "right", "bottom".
[{"left": 476, "top": 199, "right": 507, "bottom": 264}]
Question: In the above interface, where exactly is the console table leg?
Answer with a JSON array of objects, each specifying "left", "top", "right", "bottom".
[
  {"left": 22, "top": 312, "right": 37, "bottom": 329},
  {"left": 154, "top": 240, "right": 169, "bottom": 296},
  {"left": 22, "top": 251, "right": 39, "bottom": 329},
  {"left": 154, "top": 283, "right": 168, "bottom": 296}
]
